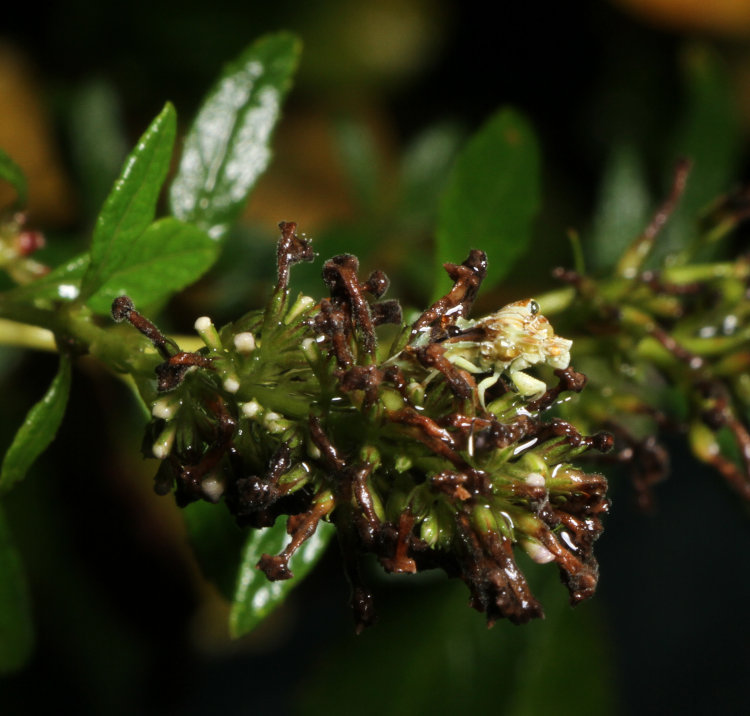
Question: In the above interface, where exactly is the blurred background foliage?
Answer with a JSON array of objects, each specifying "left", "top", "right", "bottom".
[{"left": 1, "top": 0, "right": 750, "bottom": 714}]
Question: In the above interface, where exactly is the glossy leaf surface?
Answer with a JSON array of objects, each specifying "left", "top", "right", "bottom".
[
  {"left": 0, "top": 354, "right": 72, "bottom": 495},
  {"left": 80, "top": 103, "right": 176, "bottom": 301},
  {"left": 85, "top": 217, "right": 217, "bottom": 314},
  {"left": 230, "top": 517, "right": 335, "bottom": 638},
  {"left": 169, "top": 32, "right": 301, "bottom": 240},
  {"left": 435, "top": 108, "right": 540, "bottom": 296},
  {"left": 0, "top": 504, "right": 34, "bottom": 674},
  {"left": 0, "top": 148, "right": 28, "bottom": 207},
  {"left": 6, "top": 253, "right": 90, "bottom": 305}
]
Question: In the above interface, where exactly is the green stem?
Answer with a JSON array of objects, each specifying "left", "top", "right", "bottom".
[
  {"left": 0, "top": 319, "right": 57, "bottom": 352},
  {"left": 662, "top": 260, "right": 750, "bottom": 283}
]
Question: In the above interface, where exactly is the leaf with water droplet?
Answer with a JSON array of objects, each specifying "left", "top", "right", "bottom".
[
  {"left": 169, "top": 32, "right": 302, "bottom": 241},
  {"left": 5, "top": 253, "right": 90, "bottom": 305}
]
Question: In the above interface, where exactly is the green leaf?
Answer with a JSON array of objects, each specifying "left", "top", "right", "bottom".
[
  {"left": 435, "top": 108, "right": 540, "bottom": 297},
  {"left": 0, "top": 354, "right": 72, "bottom": 495},
  {"left": 85, "top": 217, "right": 217, "bottom": 314},
  {"left": 661, "top": 45, "right": 741, "bottom": 258},
  {"left": 68, "top": 79, "right": 128, "bottom": 218},
  {"left": 80, "top": 102, "right": 176, "bottom": 300},
  {"left": 590, "top": 144, "right": 651, "bottom": 271},
  {"left": 0, "top": 503, "right": 34, "bottom": 674},
  {"left": 0, "top": 149, "right": 28, "bottom": 208},
  {"left": 297, "top": 568, "right": 614, "bottom": 716},
  {"left": 399, "top": 122, "right": 463, "bottom": 227},
  {"left": 333, "top": 115, "right": 381, "bottom": 211},
  {"left": 182, "top": 499, "right": 247, "bottom": 600},
  {"left": 6, "top": 253, "right": 90, "bottom": 304},
  {"left": 169, "top": 32, "right": 302, "bottom": 240},
  {"left": 230, "top": 517, "right": 335, "bottom": 638}
]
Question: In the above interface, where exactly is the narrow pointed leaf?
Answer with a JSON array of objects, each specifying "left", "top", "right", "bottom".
[
  {"left": 590, "top": 144, "right": 650, "bottom": 271},
  {"left": 80, "top": 102, "right": 176, "bottom": 300},
  {"left": 85, "top": 217, "right": 217, "bottom": 314},
  {"left": 435, "top": 108, "right": 540, "bottom": 297},
  {"left": 68, "top": 79, "right": 128, "bottom": 217},
  {"left": 0, "top": 504, "right": 34, "bottom": 674},
  {"left": 169, "top": 32, "right": 301, "bottom": 240},
  {"left": 230, "top": 517, "right": 335, "bottom": 638},
  {"left": 0, "top": 149, "right": 27, "bottom": 208},
  {"left": 0, "top": 354, "right": 72, "bottom": 495},
  {"left": 399, "top": 122, "right": 463, "bottom": 224}
]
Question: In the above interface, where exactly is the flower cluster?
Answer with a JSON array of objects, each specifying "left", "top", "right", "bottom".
[
  {"left": 114, "top": 221, "right": 612, "bottom": 630},
  {"left": 549, "top": 160, "right": 750, "bottom": 509}
]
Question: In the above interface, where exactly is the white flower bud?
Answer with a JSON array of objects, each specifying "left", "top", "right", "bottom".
[
  {"left": 194, "top": 316, "right": 222, "bottom": 350},
  {"left": 151, "top": 395, "right": 181, "bottom": 420},
  {"left": 525, "top": 472, "right": 546, "bottom": 487},
  {"left": 202, "top": 476, "right": 225, "bottom": 503},
  {"left": 241, "top": 400, "right": 262, "bottom": 419},
  {"left": 233, "top": 332, "right": 256, "bottom": 354},
  {"left": 223, "top": 377, "right": 240, "bottom": 394},
  {"left": 521, "top": 538, "right": 556, "bottom": 564}
]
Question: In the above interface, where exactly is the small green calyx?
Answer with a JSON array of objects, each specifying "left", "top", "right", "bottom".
[{"left": 114, "top": 221, "right": 612, "bottom": 631}]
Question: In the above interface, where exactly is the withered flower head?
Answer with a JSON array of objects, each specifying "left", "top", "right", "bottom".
[{"left": 114, "top": 222, "right": 611, "bottom": 631}]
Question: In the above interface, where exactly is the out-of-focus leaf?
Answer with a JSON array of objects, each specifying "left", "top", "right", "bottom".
[
  {"left": 297, "top": 567, "right": 614, "bottom": 716},
  {"left": 85, "top": 217, "right": 217, "bottom": 314},
  {"left": 80, "top": 103, "right": 176, "bottom": 301},
  {"left": 0, "top": 503, "right": 34, "bottom": 674},
  {"left": 68, "top": 80, "right": 128, "bottom": 218},
  {"left": 169, "top": 32, "right": 301, "bottom": 241},
  {"left": 333, "top": 116, "right": 381, "bottom": 211},
  {"left": 399, "top": 122, "right": 463, "bottom": 227},
  {"left": 502, "top": 576, "right": 614, "bottom": 716},
  {"left": 590, "top": 144, "right": 651, "bottom": 271},
  {"left": 230, "top": 517, "right": 335, "bottom": 638},
  {"left": 0, "top": 149, "right": 27, "bottom": 208},
  {"left": 0, "top": 354, "right": 71, "bottom": 495},
  {"left": 661, "top": 45, "right": 740, "bottom": 258},
  {"left": 435, "top": 108, "right": 540, "bottom": 298}
]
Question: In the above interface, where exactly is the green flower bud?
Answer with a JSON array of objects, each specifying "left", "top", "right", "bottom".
[{"left": 420, "top": 512, "right": 440, "bottom": 547}]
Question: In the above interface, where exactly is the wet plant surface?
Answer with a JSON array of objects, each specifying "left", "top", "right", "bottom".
[
  {"left": 117, "top": 221, "right": 612, "bottom": 631},
  {"left": 2, "top": 11, "right": 750, "bottom": 714}
]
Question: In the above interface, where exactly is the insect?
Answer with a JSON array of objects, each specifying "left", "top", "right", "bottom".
[{"left": 438, "top": 299, "right": 573, "bottom": 405}]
